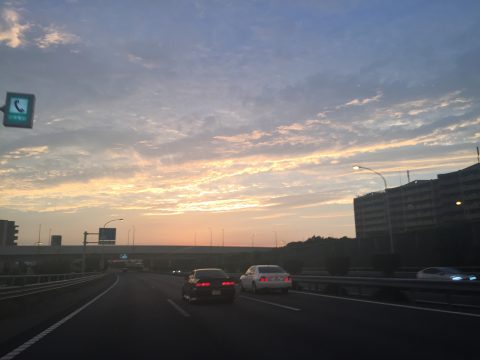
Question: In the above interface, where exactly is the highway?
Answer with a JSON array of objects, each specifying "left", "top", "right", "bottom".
[{"left": 1, "top": 272, "right": 478, "bottom": 360}]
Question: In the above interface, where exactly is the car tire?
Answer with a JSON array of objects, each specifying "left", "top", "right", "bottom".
[
  {"left": 252, "top": 282, "right": 257, "bottom": 294},
  {"left": 240, "top": 283, "right": 245, "bottom": 292},
  {"left": 281, "top": 288, "right": 289, "bottom": 294}
]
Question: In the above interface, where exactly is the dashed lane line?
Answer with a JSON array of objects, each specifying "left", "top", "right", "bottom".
[
  {"left": 0, "top": 275, "right": 120, "bottom": 360},
  {"left": 167, "top": 299, "right": 190, "bottom": 317},
  {"left": 239, "top": 296, "right": 301, "bottom": 311}
]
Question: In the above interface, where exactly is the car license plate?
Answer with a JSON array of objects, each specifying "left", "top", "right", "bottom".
[{"left": 212, "top": 290, "right": 221, "bottom": 296}]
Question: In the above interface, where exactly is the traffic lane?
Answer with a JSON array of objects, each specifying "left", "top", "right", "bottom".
[
  {"left": 140, "top": 273, "right": 329, "bottom": 357},
  {"left": 138, "top": 274, "right": 421, "bottom": 358},
  {"left": 145, "top": 273, "right": 479, "bottom": 358},
  {"left": 12, "top": 272, "right": 189, "bottom": 359},
  {"left": 11, "top": 272, "right": 241, "bottom": 360},
  {"left": 239, "top": 288, "right": 480, "bottom": 358}
]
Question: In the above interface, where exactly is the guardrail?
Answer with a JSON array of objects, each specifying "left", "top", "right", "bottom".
[
  {"left": 291, "top": 275, "right": 480, "bottom": 306},
  {"left": 0, "top": 272, "right": 99, "bottom": 287},
  {"left": 0, "top": 272, "right": 106, "bottom": 301}
]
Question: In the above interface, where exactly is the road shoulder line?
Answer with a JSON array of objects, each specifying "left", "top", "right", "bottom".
[{"left": 290, "top": 290, "right": 480, "bottom": 318}]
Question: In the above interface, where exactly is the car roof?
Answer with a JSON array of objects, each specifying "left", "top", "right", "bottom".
[
  {"left": 252, "top": 264, "right": 282, "bottom": 267},
  {"left": 422, "top": 266, "right": 461, "bottom": 272}
]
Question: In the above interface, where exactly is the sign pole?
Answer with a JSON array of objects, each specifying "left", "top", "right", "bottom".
[{"left": 82, "top": 231, "right": 87, "bottom": 274}]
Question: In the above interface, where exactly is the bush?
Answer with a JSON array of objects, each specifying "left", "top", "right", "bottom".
[
  {"left": 326, "top": 257, "right": 350, "bottom": 276},
  {"left": 283, "top": 259, "right": 304, "bottom": 275},
  {"left": 371, "top": 254, "right": 401, "bottom": 276}
]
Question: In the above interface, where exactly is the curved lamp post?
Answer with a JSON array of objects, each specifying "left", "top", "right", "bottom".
[
  {"left": 103, "top": 218, "right": 124, "bottom": 228},
  {"left": 353, "top": 165, "right": 394, "bottom": 254}
]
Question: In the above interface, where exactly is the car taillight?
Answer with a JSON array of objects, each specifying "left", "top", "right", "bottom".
[
  {"left": 222, "top": 281, "right": 235, "bottom": 286},
  {"left": 259, "top": 276, "right": 268, "bottom": 282},
  {"left": 195, "top": 282, "right": 211, "bottom": 287},
  {"left": 284, "top": 276, "right": 291, "bottom": 282}
]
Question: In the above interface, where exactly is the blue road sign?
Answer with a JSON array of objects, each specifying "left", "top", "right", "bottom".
[{"left": 99, "top": 227, "right": 116, "bottom": 245}]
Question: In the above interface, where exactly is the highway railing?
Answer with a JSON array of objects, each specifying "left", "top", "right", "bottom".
[
  {"left": 292, "top": 275, "right": 480, "bottom": 306},
  {"left": 0, "top": 272, "right": 106, "bottom": 301}
]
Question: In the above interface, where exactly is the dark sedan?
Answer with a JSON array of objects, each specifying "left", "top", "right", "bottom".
[{"left": 182, "top": 268, "right": 236, "bottom": 303}]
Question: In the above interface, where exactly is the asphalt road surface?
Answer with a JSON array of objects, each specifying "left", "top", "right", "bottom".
[{"left": 1, "top": 272, "right": 478, "bottom": 360}]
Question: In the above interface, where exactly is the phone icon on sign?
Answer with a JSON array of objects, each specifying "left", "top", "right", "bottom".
[{"left": 14, "top": 99, "right": 25, "bottom": 113}]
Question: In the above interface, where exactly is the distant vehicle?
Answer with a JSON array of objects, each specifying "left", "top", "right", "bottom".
[
  {"left": 240, "top": 265, "right": 292, "bottom": 294},
  {"left": 416, "top": 267, "right": 477, "bottom": 281},
  {"left": 182, "top": 268, "right": 236, "bottom": 303},
  {"left": 171, "top": 270, "right": 183, "bottom": 275}
]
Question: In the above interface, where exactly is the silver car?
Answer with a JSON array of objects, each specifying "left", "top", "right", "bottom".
[
  {"left": 240, "top": 265, "right": 292, "bottom": 294},
  {"left": 416, "top": 267, "right": 477, "bottom": 281}
]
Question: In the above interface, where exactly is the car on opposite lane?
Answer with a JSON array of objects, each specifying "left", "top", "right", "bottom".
[
  {"left": 240, "top": 265, "right": 292, "bottom": 294},
  {"left": 416, "top": 267, "right": 477, "bottom": 281},
  {"left": 182, "top": 268, "right": 236, "bottom": 303}
]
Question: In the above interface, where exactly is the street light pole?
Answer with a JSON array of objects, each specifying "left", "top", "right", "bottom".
[
  {"left": 103, "top": 218, "right": 124, "bottom": 228},
  {"left": 353, "top": 165, "right": 395, "bottom": 254}
]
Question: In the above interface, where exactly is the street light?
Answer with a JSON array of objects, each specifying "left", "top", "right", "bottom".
[
  {"left": 353, "top": 165, "right": 394, "bottom": 253},
  {"left": 103, "top": 218, "right": 124, "bottom": 228}
]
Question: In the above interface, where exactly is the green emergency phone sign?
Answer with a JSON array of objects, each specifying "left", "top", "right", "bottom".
[{"left": 1, "top": 92, "right": 36, "bottom": 129}]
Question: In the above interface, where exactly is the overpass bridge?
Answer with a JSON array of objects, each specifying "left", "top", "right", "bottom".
[
  {"left": 0, "top": 245, "right": 271, "bottom": 257},
  {"left": 0, "top": 245, "right": 273, "bottom": 273}
]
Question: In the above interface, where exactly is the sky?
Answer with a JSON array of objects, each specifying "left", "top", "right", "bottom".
[{"left": 0, "top": 0, "right": 479, "bottom": 247}]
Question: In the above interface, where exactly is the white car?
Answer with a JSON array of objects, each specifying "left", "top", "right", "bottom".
[
  {"left": 416, "top": 267, "right": 477, "bottom": 281},
  {"left": 240, "top": 265, "right": 292, "bottom": 294}
]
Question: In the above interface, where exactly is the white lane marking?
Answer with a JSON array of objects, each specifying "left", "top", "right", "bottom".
[
  {"left": 290, "top": 291, "right": 480, "bottom": 319},
  {"left": 0, "top": 275, "right": 120, "bottom": 360},
  {"left": 239, "top": 296, "right": 300, "bottom": 312},
  {"left": 167, "top": 299, "right": 190, "bottom": 317}
]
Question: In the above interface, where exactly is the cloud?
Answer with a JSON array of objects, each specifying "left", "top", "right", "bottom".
[
  {"left": 0, "top": 8, "right": 29, "bottom": 48},
  {"left": 342, "top": 92, "right": 383, "bottom": 107},
  {"left": 127, "top": 53, "right": 159, "bottom": 69},
  {"left": 36, "top": 25, "right": 79, "bottom": 48},
  {"left": 3, "top": 146, "right": 49, "bottom": 159},
  {"left": 214, "top": 130, "right": 268, "bottom": 143}
]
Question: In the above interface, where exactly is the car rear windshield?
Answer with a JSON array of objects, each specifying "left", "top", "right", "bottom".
[
  {"left": 258, "top": 266, "right": 284, "bottom": 274},
  {"left": 195, "top": 269, "right": 228, "bottom": 278}
]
